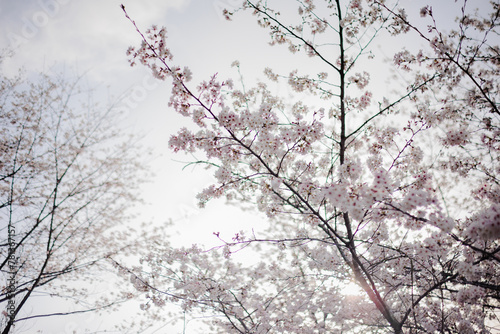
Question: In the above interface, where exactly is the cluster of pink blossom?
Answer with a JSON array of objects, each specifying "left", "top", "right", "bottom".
[
  {"left": 196, "top": 184, "right": 224, "bottom": 208},
  {"left": 287, "top": 70, "right": 317, "bottom": 93},
  {"left": 338, "top": 158, "right": 362, "bottom": 182},
  {"left": 322, "top": 183, "right": 349, "bottom": 208},
  {"left": 455, "top": 285, "right": 486, "bottom": 304},
  {"left": 399, "top": 188, "right": 435, "bottom": 211},
  {"left": 348, "top": 71, "right": 370, "bottom": 89},
  {"left": 466, "top": 204, "right": 500, "bottom": 240},
  {"left": 473, "top": 183, "right": 500, "bottom": 203},
  {"left": 358, "top": 91, "right": 372, "bottom": 110},
  {"left": 441, "top": 127, "right": 470, "bottom": 147},
  {"left": 214, "top": 167, "right": 232, "bottom": 183},
  {"left": 393, "top": 49, "right": 415, "bottom": 71},
  {"left": 168, "top": 127, "right": 195, "bottom": 152},
  {"left": 311, "top": 18, "right": 328, "bottom": 34},
  {"left": 369, "top": 169, "right": 393, "bottom": 199}
]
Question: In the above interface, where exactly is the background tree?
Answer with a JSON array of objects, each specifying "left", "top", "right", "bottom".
[
  {"left": 0, "top": 60, "right": 154, "bottom": 333},
  {"left": 123, "top": 0, "right": 499, "bottom": 333}
]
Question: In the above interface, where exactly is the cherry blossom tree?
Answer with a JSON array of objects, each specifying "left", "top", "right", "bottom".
[
  {"left": 0, "top": 63, "right": 153, "bottom": 333},
  {"left": 122, "top": 0, "right": 499, "bottom": 332}
]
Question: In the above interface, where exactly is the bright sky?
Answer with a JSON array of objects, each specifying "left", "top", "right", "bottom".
[
  {"left": 0, "top": 0, "right": 473, "bottom": 332},
  {"left": 0, "top": 0, "right": 276, "bottom": 240}
]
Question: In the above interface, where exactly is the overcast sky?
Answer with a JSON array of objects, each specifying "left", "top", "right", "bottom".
[{"left": 0, "top": 0, "right": 276, "bottom": 240}]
